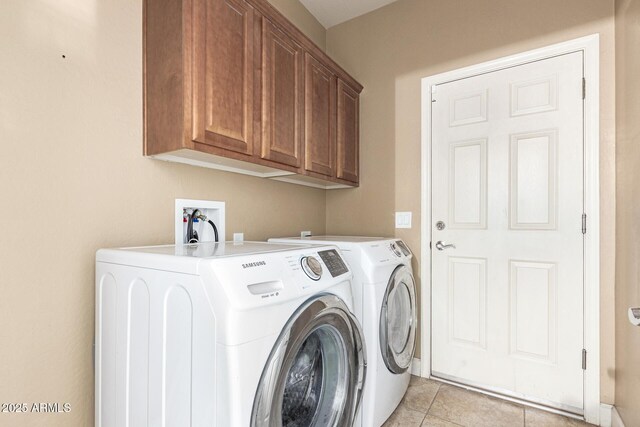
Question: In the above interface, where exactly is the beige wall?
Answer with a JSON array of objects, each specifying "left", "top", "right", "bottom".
[
  {"left": 615, "top": 0, "right": 640, "bottom": 424},
  {"left": 0, "top": 0, "right": 624, "bottom": 423},
  {"left": 0, "top": 0, "right": 326, "bottom": 425},
  {"left": 326, "top": 0, "right": 617, "bottom": 403}
]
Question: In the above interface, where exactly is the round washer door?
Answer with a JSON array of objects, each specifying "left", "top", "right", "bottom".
[
  {"left": 251, "top": 294, "right": 366, "bottom": 427},
  {"left": 380, "top": 265, "right": 417, "bottom": 374}
]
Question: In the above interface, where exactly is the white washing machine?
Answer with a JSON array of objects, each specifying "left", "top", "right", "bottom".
[
  {"left": 95, "top": 241, "right": 366, "bottom": 426},
  {"left": 269, "top": 236, "right": 417, "bottom": 427}
]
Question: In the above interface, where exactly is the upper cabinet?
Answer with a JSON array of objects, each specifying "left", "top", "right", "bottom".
[
  {"left": 336, "top": 79, "right": 360, "bottom": 183},
  {"left": 304, "top": 53, "right": 336, "bottom": 178},
  {"left": 260, "top": 17, "right": 304, "bottom": 169},
  {"left": 144, "top": 0, "right": 362, "bottom": 188},
  {"left": 192, "top": 0, "right": 256, "bottom": 156}
]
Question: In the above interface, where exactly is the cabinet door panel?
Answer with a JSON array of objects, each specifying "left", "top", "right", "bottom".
[
  {"left": 336, "top": 79, "right": 359, "bottom": 183},
  {"left": 261, "top": 18, "right": 303, "bottom": 167},
  {"left": 193, "top": 0, "right": 254, "bottom": 155},
  {"left": 304, "top": 54, "right": 336, "bottom": 177}
]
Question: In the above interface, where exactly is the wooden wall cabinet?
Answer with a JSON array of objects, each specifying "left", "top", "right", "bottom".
[
  {"left": 260, "top": 17, "right": 303, "bottom": 168},
  {"left": 336, "top": 79, "right": 360, "bottom": 183},
  {"left": 144, "top": 0, "right": 362, "bottom": 188},
  {"left": 304, "top": 53, "right": 336, "bottom": 178},
  {"left": 193, "top": 0, "right": 255, "bottom": 155}
]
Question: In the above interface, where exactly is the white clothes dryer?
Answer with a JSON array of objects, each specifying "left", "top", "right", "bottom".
[
  {"left": 268, "top": 236, "right": 417, "bottom": 427},
  {"left": 95, "top": 241, "right": 366, "bottom": 427}
]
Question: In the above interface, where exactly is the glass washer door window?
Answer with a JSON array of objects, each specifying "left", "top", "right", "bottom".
[
  {"left": 380, "top": 265, "right": 417, "bottom": 374},
  {"left": 251, "top": 294, "right": 366, "bottom": 427}
]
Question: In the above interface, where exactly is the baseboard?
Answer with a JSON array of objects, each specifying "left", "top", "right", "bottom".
[
  {"left": 611, "top": 406, "right": 626, "bottom": 427},
  {"left": 410, "top": 357, "right": 421, "bottom": 376},
  {"left": 601, "top": 404, "right": 626, "bottom": 427},
  {"left": 600, "top": 404, "right": 612, "bottom": 427}
]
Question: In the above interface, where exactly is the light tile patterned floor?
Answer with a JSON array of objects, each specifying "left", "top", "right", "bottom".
[{"left": 383, "top": 376, "right": 595, "bottom": 427}]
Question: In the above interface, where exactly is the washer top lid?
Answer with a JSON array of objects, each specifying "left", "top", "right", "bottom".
[{"left": 102, "top": 241, "right": 310, "bottom": 259}]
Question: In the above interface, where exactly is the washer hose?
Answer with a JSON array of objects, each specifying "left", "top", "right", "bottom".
[
  {"left": 207, "top": 219, "right": 219, "bottom": 242},
  {"left": 186, "top": 212, "right": 194, "bottom": 243}
]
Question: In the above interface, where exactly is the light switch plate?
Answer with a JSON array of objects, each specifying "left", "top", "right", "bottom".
[{"left": 395, "top": 212, "right": 412, "bottom": 229}]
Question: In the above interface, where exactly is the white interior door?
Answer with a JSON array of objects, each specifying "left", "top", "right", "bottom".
[{"left": 431, "top": 52, "right": 584, "bottom": 413}]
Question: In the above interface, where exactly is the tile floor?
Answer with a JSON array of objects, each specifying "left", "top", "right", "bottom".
[{"left": 383, "top": 376, "right": 594, "bottom": 427}]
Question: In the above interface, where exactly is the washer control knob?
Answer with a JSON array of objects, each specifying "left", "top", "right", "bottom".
[
  {"left": 301, "top": 256, "right": 322, "bottom": 281},
  {"left": 390, "top": 242, "right": 402, "bottom": 257}
]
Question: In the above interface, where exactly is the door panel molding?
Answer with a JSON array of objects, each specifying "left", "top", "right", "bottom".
[
  {"left": 449, "top": 89, "right": 488, "bottom": 127},
  {"left": 449, "top": 139, "right": 488, "bottom": 229},
  {"left": 509, "top": 129, "right": 558, "bottom": 230},
  {"left": 509, "top": 260, "right": 558, "bottom": 364},
  {"left": 510, "top": 74, "right": 559, "bottom": 117},
  {"left": 448, "top": 257, "right": 487, "bottom": 349},
  {"left": 420, "top": 34, "right": 600, "bottom": 424}
]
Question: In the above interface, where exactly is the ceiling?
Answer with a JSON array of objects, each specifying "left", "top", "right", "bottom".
[{"left": 299, "top": 0, "right": 400, "bottom": 28}]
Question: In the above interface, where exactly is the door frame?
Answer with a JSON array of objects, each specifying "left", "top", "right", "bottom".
[{"left": 419, "top": 34, "right": 600, "bottom": 424}]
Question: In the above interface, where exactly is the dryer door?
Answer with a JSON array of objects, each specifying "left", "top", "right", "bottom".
[
  {"left": 380, "top": 265, "right": 417, "bottom": 374},
  {"left": 251, "top": 294, "right": 366, "bottom": 427}
]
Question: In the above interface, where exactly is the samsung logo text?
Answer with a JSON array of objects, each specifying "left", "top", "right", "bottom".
[{"left": 242, "top": 261, "right": 266, "bottom": 269}]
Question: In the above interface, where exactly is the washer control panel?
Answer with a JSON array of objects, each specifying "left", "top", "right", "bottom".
[
  {"left": 318, "top": 249, "right": 349, "bottom": 277},
  {"left": 301, "top": 256, "right": 323, "bottom": 281},
  {"left": 389, "top": 242, "right": 403, "bottom": 257},
  {"left": 395, "top": 240, "right": 412, "bottom": 256}
]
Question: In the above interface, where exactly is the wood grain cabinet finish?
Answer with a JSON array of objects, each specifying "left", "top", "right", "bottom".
[
  {"left": 193, "top": 0, "right": 255, "bottom": 155},
  {"left": 144, "top": 0, "right": 362, "bottom": 188},
  {"left": 304, "top": 53, "right": 336, "bottom": 177},
  {"left": 260, "top": 18, "right": 304, "bottom": 168},
  {"left": 336, "top": 79, "right": 360, "bottom": 183}
]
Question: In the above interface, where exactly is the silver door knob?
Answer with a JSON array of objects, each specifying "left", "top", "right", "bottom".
[{"left": 435, "top": 241, "right": 456, "bottom": 251}]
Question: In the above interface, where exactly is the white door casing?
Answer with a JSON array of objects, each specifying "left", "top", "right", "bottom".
[{"left": 420, "top": 35, "right": 600, "bottom": 424}]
